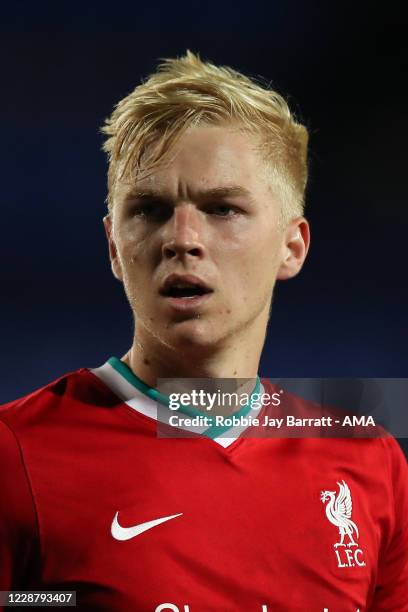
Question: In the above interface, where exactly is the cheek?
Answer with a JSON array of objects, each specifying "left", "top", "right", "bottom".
[
  {"left": 115, "top": 244, "right": 150, "bottom": 306},
  {"left": 214, "top": 228, "right": 280, "bottom": 291},
  {"left": 116, "top": 226, "right": 156, "bottom": 272},
  {"left": 235, "top": 255, "right": 276, "bottom": 301},
  {"left": 119, "top": 229, "right": 145, "bottom": 261}
]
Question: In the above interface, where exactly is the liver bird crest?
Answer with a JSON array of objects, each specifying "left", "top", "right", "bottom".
[{"left": 320, "top": 480, "right": 359, "bottom": 548}]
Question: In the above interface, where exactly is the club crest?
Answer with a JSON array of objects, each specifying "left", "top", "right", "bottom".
[{"left": 320, "top": 480, "right": 366, "bottom": 568}]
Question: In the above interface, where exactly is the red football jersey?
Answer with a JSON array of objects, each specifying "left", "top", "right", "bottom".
[{"left": 0, "top": 358, "right": 407, "bottom": 611}]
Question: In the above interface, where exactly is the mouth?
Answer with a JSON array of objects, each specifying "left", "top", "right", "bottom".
[{"left": 159, "top": 274, "right": 214, "bottom": 311}]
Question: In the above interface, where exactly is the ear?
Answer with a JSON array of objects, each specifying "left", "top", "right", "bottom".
[
  {"left": 103, "top": 214, "right": 123, "bottom": 282},
  {"left": 276, "top": 217, "right": 310, "bottom": 281}
]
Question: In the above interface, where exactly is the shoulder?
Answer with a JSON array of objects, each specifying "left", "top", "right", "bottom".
[
  {"left": 0, "top": 367, "right": 120, "bottom": 434},
  {"left": 379, "top": 434, "right": 408, "bottom": 511}
]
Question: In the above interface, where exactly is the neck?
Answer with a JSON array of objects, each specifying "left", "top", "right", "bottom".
[{"left": 122, "top": 320, "right": 267, "bottom": 389}]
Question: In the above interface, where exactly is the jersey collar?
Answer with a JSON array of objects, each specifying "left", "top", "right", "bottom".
[{"left": 91, "top": 357, "right": 264, "bottom": 448}]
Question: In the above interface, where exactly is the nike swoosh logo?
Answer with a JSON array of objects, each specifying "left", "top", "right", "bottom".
[{"left": 111, "top": 511, "right": 183, "bottom": 541}]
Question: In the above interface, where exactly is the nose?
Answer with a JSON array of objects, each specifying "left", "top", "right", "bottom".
[{"left": 162, "top": 204, "right": 205, "bottom": 260}]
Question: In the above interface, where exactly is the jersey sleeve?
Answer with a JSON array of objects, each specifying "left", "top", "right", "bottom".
[
  {"left": 0, "top": 419, "right": 40, "bottom": 594},
  {"left": 370, "top": 437, "right": 408, "bottom": 611}
]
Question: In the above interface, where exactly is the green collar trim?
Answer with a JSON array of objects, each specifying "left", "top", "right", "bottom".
[
  {"left": 108, "top": 357, "right": 170, "bottom": 406},
  {"left": 107, "top": 356, "right": 260, "bottom": 439}
]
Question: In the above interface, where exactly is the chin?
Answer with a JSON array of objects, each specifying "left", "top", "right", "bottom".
[{"left": 164, "top": 319, "right": 220, "bottom": 352}]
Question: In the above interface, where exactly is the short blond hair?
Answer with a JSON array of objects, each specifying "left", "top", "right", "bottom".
[{"left": 101, "top": 51, "right": 309, "bottom": 220}]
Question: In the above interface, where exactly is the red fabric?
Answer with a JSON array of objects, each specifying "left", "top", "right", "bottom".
[{"left": 0, "top": 369, "right": 407, "bottom": 611}]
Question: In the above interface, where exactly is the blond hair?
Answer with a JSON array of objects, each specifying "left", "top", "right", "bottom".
[{"left": 101, "top": 51, "right": 309, "bottom": 220}]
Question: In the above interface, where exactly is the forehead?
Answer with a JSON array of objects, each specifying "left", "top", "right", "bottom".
[{"left": 115, "top": 124, "right": 269, "bottom": 198}]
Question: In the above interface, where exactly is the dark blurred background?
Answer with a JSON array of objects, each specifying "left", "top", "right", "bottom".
[{"left": 1, "top": 2, "right": 406, "bottom": 451}]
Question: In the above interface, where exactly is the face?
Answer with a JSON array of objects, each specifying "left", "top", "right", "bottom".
[{"left": 105, "top": 124, "right": 309, "bottom": 353}]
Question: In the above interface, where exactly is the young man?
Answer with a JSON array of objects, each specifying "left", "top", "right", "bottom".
[{"left": 0, "top": 52, "right": 407, "bottom": 611}]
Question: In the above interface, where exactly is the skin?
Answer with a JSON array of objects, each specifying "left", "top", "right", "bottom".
[{"left": 104, "top": 123, "right": 310, "bottom": 387}]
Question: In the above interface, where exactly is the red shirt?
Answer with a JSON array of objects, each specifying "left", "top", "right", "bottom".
[{"left": 0, "top": 360, "right": 407, "bottom": 611}]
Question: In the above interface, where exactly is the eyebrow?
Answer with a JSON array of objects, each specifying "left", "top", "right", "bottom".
[{"left": 125, "top": 185, "right": 254, "bottom": 202}]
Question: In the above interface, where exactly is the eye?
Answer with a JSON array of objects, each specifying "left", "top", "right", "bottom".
[
  {"left": 206, "top": 204, "right": 239, "bottom": 217},
  {"left": 133, "top": 202, "right": 172, "bottom": 222}
]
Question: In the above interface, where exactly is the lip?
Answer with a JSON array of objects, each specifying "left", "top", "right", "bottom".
[
  {"left": 159, "top": 274, "right": 214, "bottom": 312},
  {"left": 159, "top": 273, "right": 213, "bottom": 296},
  {"left": 161, "top": 292, "right": 213, "bottom": 312}
]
